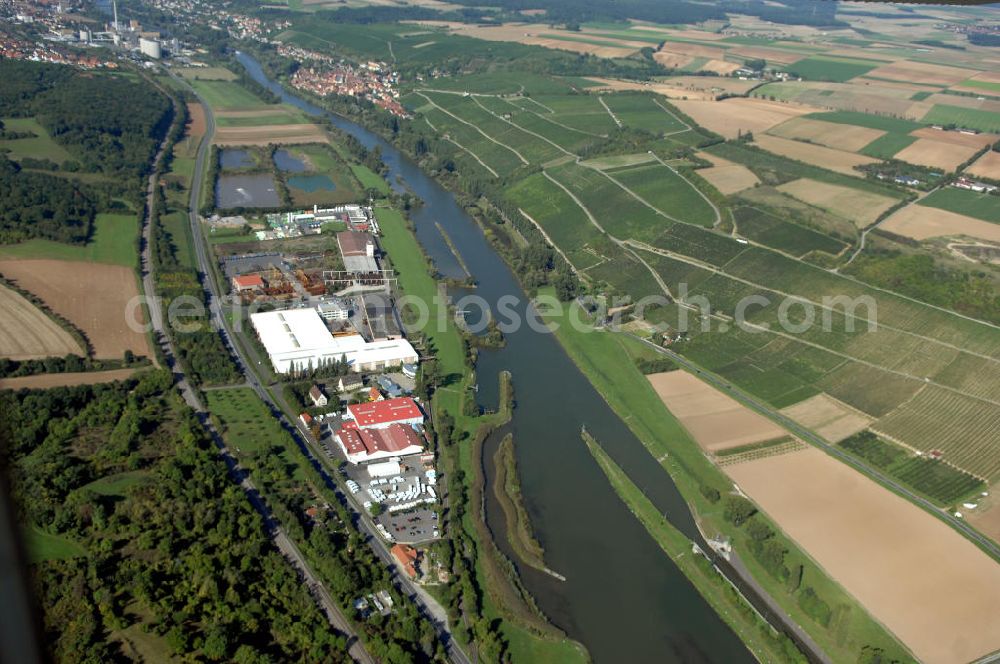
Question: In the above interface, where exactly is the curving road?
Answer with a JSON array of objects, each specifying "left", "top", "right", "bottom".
[{"left": 166, "top": 69, "right": 472, "bottom": 664}]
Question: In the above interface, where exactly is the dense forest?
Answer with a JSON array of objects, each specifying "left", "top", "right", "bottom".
[
  {"left": 0, "top": 157, "right": 99, "bottom": 244},
  {"left": 1, "top": 372, "right": 350, "bottom": 662},
  {"left": 0, "top": 59, "right": 172, "bottom": 181}
]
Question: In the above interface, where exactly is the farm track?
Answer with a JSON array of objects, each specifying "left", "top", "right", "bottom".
[
  {"left": 648, "top": 152, "right": 721, "bottom": 227},
  {"left": 597, "top": 96, "right": 622, "bottom": 128}
]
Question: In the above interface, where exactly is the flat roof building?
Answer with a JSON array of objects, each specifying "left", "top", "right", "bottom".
[
  {"left": 345, "top": 396, "right": 423, "bottom": 430},
  {"left": 250, "top": 309, "right": 418, "bottom": 374},
  {"left": 337, "top": 231, "right": 379, "bottom": 273}
]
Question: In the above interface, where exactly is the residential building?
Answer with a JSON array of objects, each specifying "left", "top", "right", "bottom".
[{"left": 309, "top": 385, "right": 328, "bottom": 407}]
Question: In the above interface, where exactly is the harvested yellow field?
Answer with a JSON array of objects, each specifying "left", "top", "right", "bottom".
[
  {"left": 768, "top": 117, "right": 885, "bottom": 152},
  {"left": 776, "top": 178, "right": 897, "bottom": 226},
  {"left": 439, "top": 23, "right": 641, "bottom": 57},
  {"left": 894, "top": 138, "right": 980, "bottom": 172},
  {"left": 730, "top": 45, "right": 806, "bottom": 66},
  {"left": 0, "top": 260, "right": 151, "bottom": 361},
  {"left": 0, "top": 368, "right": 136, "bottom": 391},
  {"left": 910, "top": 127, "right": 998, "bottom": 150},
  {"left": 867, "top": 60, "right": 970, "bottom": 86},
  {"left": 881, "top": 204, "right": 1000, "bottom": 243},
  {"left": 213, "top": 124, "right": 329, "bottom": 146},
  {"left": 672, "top": 98, "right": 817, "bottom": 140},
  {"left": 647, "top": 370, "right": 787, "bottom": 452},
  {"left": 966, "top": 150, "right": 1000, "bottom": 180},
  {"left": 698, "top": 59, "right": 742, "bottom": 75},
  {"left": 724, "top": 446, "right": 1000, "bottom": 664},
  {"left": 657, "top": 41, "right": 727, "bottom": 60},
  {"left": 780, "top": 393, "right": 873, "bottom": 442},
  {"left": 0, "top": 284, "right": 82, "bottom": 360},
  {"left": 696, "top": 151, "right": 760, "bottom": 195},
  {"left": 753, "top": 134, "right": 878, "bottom": 176},
  {"left": 653, "top": 52, "right": 695, "bottom": 70}
]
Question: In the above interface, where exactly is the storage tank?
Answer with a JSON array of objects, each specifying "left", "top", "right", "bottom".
[{"left": 139, "top": 38, "right": 161, "bottom": 59}]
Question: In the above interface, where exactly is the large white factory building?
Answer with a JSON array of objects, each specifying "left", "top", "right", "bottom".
[{"left": 250, "top": 308, "right": 418, "bottom": 374}]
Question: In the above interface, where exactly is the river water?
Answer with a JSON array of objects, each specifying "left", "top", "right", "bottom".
[{"left": 237, "top": 52, "right": 753, "bottom": 663}]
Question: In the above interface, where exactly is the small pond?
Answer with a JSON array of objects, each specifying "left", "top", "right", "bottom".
[
  {"left": 219, "top": 148, "right": 255, "bottom": 170},
  {"left": 216, "top": 173, "right": 281, "bottom": 208},
  {"left": 274, "top": 149, "right": 308, "bottom": 173}
]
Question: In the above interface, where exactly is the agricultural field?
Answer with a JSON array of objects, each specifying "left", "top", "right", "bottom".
[
  {"left": 893, "top": 137, "right": 982, "bottom": 172},
  {"left": 214, "top": 123, "right": 330, "bottom": 147},
  {"left": 0, "top": 259, "right": 150, "bottom": 360},
  {"left": 724, "top": 445, "right": 1000, "bottom": 664},
  {"left": 767, "top": 116, "right": 885, "bottom": 152},
  {"left": 215, "top": 107, "right": 311, "bottom": 127},
  {"left": 0, "top": 284, "right": 82, "bottom": 360},
  {"left": 918, "top": 187, "right": 1000, "bottom": 224},
  {"left": 787, "top": 55, "right": 882, "bottom": 82},
  {"left": 874, "top": 386, "right": 1000, "bottom": 481},
  {"left": 966, "top": 150, "right": 1000, "bottom": 180},
  {"left": 694, "top": 152, "right": 759, "bottom": 195},
  {"left": 752, "top": 135, "right": 879, "bottom": 177},
  {"left": 0, "top": 213, "right": 139, "bottom": 267},
  {"left": 920, "top": 104, "right": 1000, "bottom": 133},
  {"left": 605, "top": 162, "right": 718, "bottom": 228},
  {"left": 647, "top": 370, "right": 787, "bottom": 453},
  {"left": 780, "top": 393, "right": 871, "bottom": 442},
  {"left": 880, "top": 203, "right": 1000, "bottom": 243},
  {"left": 732, "top": 206, "right": 848, "bottom": 258},
  {"left": 600, "top": 93, "right": 689, "bottom": 135},
  {"left": 776, "top": 178, "right": 898, "bottom": 227},
  {"left": 866, "top": 61, "right": 971, "bottom": 87},
  {"left": 0, "top": 368, "right": 137, "bottom": 391},
  {"left": 671, "top": 97, "right": 816, "bottom": 140}
]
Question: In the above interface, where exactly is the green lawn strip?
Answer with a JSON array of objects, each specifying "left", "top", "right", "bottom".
[
  {"left": 351, "top": 164, "right": 390, "bottom": 194},
  {"left": 26, "top": 524, "right": 86, "bottom": 562},
  {"left": 917, "top": 187, "right": 1000, "bottom": 223},
  {"left": 541, "top": 292, "right": 912, "bottom": 662},
  {"left": 859, "top": 133, "right": 918, "bottom": 159},
  {"left": 0, "top": 212, "right": 139, "bottom": 266},
  {"left": 582, "top": 433, "right": 805, "bottom": 664},
  {"left": 79, "top": 470, "right": 150, "bottom": 496}
]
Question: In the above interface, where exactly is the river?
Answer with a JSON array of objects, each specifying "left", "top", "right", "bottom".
[{"left": 237, "top": 51, "right": 755, "bottom": 663}]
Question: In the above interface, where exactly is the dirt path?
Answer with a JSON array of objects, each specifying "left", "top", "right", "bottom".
[{"left": 598, "top": 96, "right": 622, "bottom": 128}]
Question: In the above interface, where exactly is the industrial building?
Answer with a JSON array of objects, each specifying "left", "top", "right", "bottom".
[
  {"left": 250, "top": 308, "right": 418, "bottom": 374},
  {"left": 337, "top": 231, "right": 379, "bottom": 273},
  {"left": 335, "top": 423, "right": 424, "bottom": 464},
  {"left": 344, "top": 396, "right": 424, "bottom": 430}
]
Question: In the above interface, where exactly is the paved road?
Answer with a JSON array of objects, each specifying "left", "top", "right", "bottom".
[
  {"left": 142, "top": 77, "right": 374, "bottom": 664},
  {"left": 630, "top": 334, "right": 1000, "bottom": 562},
  {"left": 168, "top": 70, "right": 471, "bottom": 664}
]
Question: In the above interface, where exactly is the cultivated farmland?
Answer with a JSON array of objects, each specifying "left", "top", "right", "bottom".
[
  {"left": 918, "top": 188, "right": 1000, "bottom": 224},
  {"left": 671, "top": 98, "right": 816, "bottom": 139},
  {"left": 780, "top": 393, "right": 872, "bottom": 442},
  {"left": 776, "top": 178, "right": 898, "bottom": 226},
  {"left": 695, "top": 152, "right": 759, "bottom": 195},
  {"left": 880, "top": 204, "right": 1000, "bottom": 243},
  {"left": 0, "top": 260, "right": 151, "bottom": 360},
  {"left": 893, "top": 138, "right": 982, "bottom": 172},
  {"left": 724, "top": 445, "right": 1000, "bottom": 664},
  {"left": 647, "top": 370, "right": 787, "bottom": 453},
  {"left": 0, "top": 284, "right": 82, "bottom": 360},
  {"left": 967, "top": 150, "right": 1000, "bottom": 180},
  {"left": 767, "top": 117, "right": 885, "bottom": 152},
  {"left": 752, "top": 135, "right": 879, "bottom": 176}
]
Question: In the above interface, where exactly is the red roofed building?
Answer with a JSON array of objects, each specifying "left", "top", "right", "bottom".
[
  {"left": 368, "top": 386, "right": 384, "bottom": 402},
  {"left": 232, "top": 274, "right": 265, "bottom": 292},
  {"left": 335, "top": 423, "right": 424, "bottom": 464},
  {"left": 391, "top": 543, "right": 419, "bottom": 579},
  {"left": 345, "top": 396, "right": 423, "bottom": 430}
]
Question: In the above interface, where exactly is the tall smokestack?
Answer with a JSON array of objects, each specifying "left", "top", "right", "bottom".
[{"left": 112, "top": 0, "right": 119, "bottom": 31}]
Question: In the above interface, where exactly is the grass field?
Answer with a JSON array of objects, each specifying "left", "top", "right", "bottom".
[
  {"left": 190, "top": 79, "right": 271, "bottom": 110},
  {"left": 283, "top": 144, "right": 363, "bottom": 206},
  {"left": 0, "top": 212, "right": 138, "bottom": 266},
  {"left": 920, "top": 104, "right": 1000, "bottom": 133},
  {"left": 601, "top": 94, "right": 688, "bottom": 135},
  {"left": 175, "top": 66, "right": 238, "bottom": 81},
  {"left": 26, "top": 525, "right": 86, "bottom": 562},
  {"left": 859, "top": 133, "right": 918, "bottom": 159},
  {"left": 205, "top": 389, "right": 306, "bottom": 474},
  {"left": 215, "top": 109, "right": 311, "bottom": 127},
  {"left": 0, "top": 117, "right": 75, "bottom": 164},
  {"left": 918, "top": 187, "right": 1000, "bottom": 223},
  {"left": 787, "top": 56, "right": 881, "bottom": 82}
]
